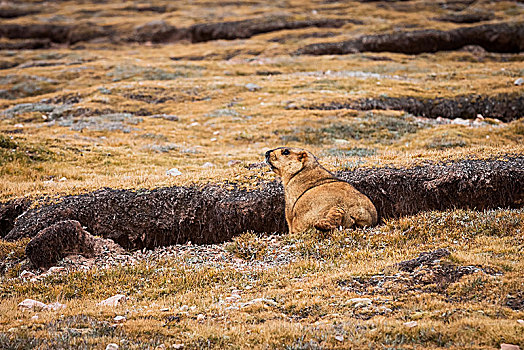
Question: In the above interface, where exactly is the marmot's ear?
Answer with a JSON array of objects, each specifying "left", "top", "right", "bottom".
[{"left": 298, "top": 151, "right": 308, "bottom": 162}]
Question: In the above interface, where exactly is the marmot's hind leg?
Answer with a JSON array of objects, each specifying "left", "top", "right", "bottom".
[{"left": 314, "top": 207, "right": 349, "bottom": 232}]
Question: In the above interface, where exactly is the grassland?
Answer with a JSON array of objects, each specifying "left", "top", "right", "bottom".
[{"left": 0, "top": 0, "right": 523, "bottom": 348}]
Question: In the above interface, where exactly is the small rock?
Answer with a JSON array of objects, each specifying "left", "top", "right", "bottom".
[
  {"left": 227, "top": 160, "right": 241, "bottom": 167},
  {"left": 245, "top": 83, "right": 261, "bottom": 92},
  {"left": 517, "top": 319, "right": 524, "bottom": 325},
  {"left": 196, "top": 314, "right": 205, "bottom": 322},
  {"left": 160, "top": 308, "right": 170, "bottom": 312},
  {"left": 105, "top": 344, "right": 119, "bottom": 350},
  {"left": 150, "top": 114, "right": 179, "bottom": 122},
  {"left": 403, "top": 321, "right": 418, "bottom": 328},
  {"left": 114, "top": 315, "right": 126, "bottom": 323},
  {"left": 202, "top": 162, "right": 215, "bottom": 168},
  {"left": 451, "top": 118, "right": 470, "bottom": 126},
  {"left": 348, "top": 298, "right": 372, "bottom": 308},
  {"left": 514, "top": 78, "right": 524, "bottom": 86},
  {"left": 156, "top": 345, "right": 166, "bottom": 350},
  {"left": 225, "top": 294, "right": 241, "bottom": 302},
  {"left": 172, "top": 344, "right": 184, "bottom": 349},
  {"left": 166, "top": 168, "right": 182, "bottom": 176},
  {"left": 98, "top": 294, "right": 127, "bottom": 307},
  {"left": 58, "top": 177, "right": 67, "bottom": 182},
  {"left": 48, "top": 266, "right": 65, "bottom": 274},
  {"left": 180, "top": 305, "right": 189, "bottom": 311},
  {"left": 44, "top": 302, "right": 66, "bottom": 311},
  {"left": 20, "top": 270, "right": 35, "bottom": 279},
  {"left": 334, "top": 335, "right": 344, "bottom": 342},
  {"left": 240, "top": 298, "right": 278, "bottom": 308},
  {"left": 18, "top": 299, "right": 47, "bottom": 311},
  {"left": 97, "top": 87, "right": 112, "bottom": 94},
  {"left": 501, "top": 344, "right": 520, "bottom": 350},
  {"left": 31, "top": 315, "right": 39, "bottom": 321}
]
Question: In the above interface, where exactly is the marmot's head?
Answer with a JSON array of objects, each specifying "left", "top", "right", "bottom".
[{"left": 265, "top": 147, "right": 317, "bottom": 179}]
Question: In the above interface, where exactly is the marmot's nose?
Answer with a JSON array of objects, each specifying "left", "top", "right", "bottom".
[{"left": 265, "top": 150, "right": 272, "bottom": 160}]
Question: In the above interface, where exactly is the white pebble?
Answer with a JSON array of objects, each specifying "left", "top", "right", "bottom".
[{"left": 166, "top": 168, "right": 182, "bottom": 176}]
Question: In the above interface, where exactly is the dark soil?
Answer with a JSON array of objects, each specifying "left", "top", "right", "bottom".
[
  {"left": 338, "top": 248, "right": 494, "bottom": 295},
  {"left": 188, "top": 17, "right": 357, "bottom": 43},
  {"left": 0, "top": 198, "right": 32, "bottom": 238},
  {"left": 4, "top": 157, "right": 523, "bottom": 249},
  {"left": 435, "top": 10, "right": 494, "bottom": 24},
  {"left": 0, "top": 5, "right": 39, "bottom": 18},
  {"left": 25, "top": 220, "right": 95, "bottom": 269},
  {"left": 0, "top": 39, "right": 51, "bottom": 50},
  {"left": 395, "top": 248, "right": 451, "bottom": 272},
  {"left": 304, "top": 93, "right": 524, "bottom": 122},
  {"left": 0, "top": 23, "right": 111, "bottom": 44},
  {"left": 295, "top": 22, "right": 524, "bottom": 55},
  {"left": 0, "top": 17, "right": 356, "bottom": 47}
]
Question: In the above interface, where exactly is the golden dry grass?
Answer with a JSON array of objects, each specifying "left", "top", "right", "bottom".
[
  {"left": 1, "top": 209, "right": 523, "bottom": 349},
  {"left": 1, "top": 0, "right": 523, "bottom": 348}
]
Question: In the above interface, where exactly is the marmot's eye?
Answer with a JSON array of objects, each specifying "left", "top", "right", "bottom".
[{"left": 281, "top": 149, "right": 290, "bottom": 156}]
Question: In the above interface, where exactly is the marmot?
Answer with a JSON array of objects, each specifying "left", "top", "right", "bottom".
[{"left": 266, "top": 147, "right": 377, "bottom": 234}]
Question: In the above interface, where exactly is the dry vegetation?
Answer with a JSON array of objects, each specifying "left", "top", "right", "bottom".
[{"left": 0, "top": 0, "right": 523, "bottom": 348}]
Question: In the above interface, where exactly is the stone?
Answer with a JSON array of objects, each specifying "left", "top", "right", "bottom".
[
  {"left": 166, "top": 168, "right": 182, "bottom": 176},
  {"left": 240, "top": 298, "right": 278, "bottom": 308},
  {"left": 196, "top": 314, "right": 205, "bottom": 322},
  {"left": 403, "top": 321, "right": 418, "bottom": 328},
  {"left": 451, "top": 118, "right": 470, "bottom": 126},
  {"left": 517, "top": 319, "right": 524, "bottom": 325},
  {"left": 172, "top": 344, "right": 184, "bottom": 349},
  {"left": 20, "top": 270, "right": 35, "bottom": 279},
  {"left": 514, "top": 78, "right": 523, "bottom": 86},
  {"left": 348, "top": 298, "right": 372, "bottom": 308},
  {"left": 114, "top": 315, "right": 126, "bottom": 323},
  {"left": 245, "top": 83, "right": 261, "bottom": 92},
  {"left": 202, "top": 162, "right": 215, "bottom": 168},
  {"left": 334, "top": 335, "right": 344, "bottom": 342},
  {"left": 105, "top": 344, "right": 119, "bottom": 350},
  {"left": 180, "top": 305, "right": 189, "bottom": 311},
  {"left": 500, "top": 344, "right": 520, "bottom": 350},
  {"left": 47, "top": 266, "right": 65, "bottom": 274},
  {"left": 44, "top": 302, "right": 66, "bottom": 311},
  {"left": 18, "top": 299, "right": 47, "bottom": 311},
  {"left": 98, "top": 294, "right": 127, "bottom": 307},
  {"left": 150, "top": 114, "right": 179, "bottom": 121}
]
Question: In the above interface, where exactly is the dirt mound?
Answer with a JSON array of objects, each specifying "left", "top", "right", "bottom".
[
  {"left": 188, "top": 17, "right": 355, "bottom": 43},
  {"left": 0, "top": 23, "right": 110, "bottom": 44},
  {"left": 305, "top": 93, "right": 524, "bottom": 122},
  {"left": 338, "top": 248, "right": 497, "bottom": 295},
  {"left": 25, "top": 220, "right": 95, "bottom": 269},
  {"left": 296, "top": 22, "right": 524, "bottom": 55},
  {"left": 4, "top": 157, "right": 523, "bottom": 250}
]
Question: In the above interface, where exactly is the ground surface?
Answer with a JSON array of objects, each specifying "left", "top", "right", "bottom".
[{"left": 0, "top": 0, "right": 523, "bottom": 348}]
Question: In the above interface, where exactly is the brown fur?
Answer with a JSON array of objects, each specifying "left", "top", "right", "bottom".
[{"left": 266, "top": 147, "right": 377, "bottom": 234}]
